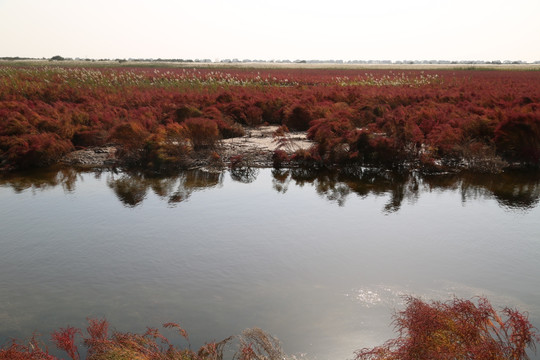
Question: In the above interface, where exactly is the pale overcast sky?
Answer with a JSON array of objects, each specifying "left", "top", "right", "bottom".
[{"left": 1, "top": 0, "right": 539, "bottom": 62}]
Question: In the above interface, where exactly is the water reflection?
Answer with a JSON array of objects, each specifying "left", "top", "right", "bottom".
[
  {"left": 106, "top": 170, "right": 224, "bottom": 207},
  {"left": 272, "top": 169, "right": 419, "bottom": 212},
  {"left": 230, "top": 166, "right": 259, "bottom": 184},
  {"left": 274, "top": 168, "right": 420, "bottom": 212},
  {"left": 0, "top": 166, "right": 84, "bottom": 194},
  {"left": 424, "top": 171, "right": 540, "bottom": 211},
  {"left": 272, "top": 167, "right": 540, "bottom": 212},
  {"left": 1, "top": 167, "right": 539, "bottom": 211}
]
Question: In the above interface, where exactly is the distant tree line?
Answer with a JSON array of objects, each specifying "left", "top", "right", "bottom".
[{"left": 0, "top": 56, "right": 539, "bottom": 64}]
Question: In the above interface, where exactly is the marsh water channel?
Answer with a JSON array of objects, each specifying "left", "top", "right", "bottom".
[{"left": 1, "top": 166, "right": 540, "bottom": 359}]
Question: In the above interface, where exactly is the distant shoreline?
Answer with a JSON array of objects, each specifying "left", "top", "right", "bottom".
[{"left": 2, "top": 59, "right": 540, "bottom": 71}]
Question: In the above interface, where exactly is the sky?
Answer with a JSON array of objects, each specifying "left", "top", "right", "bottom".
[{"left": 1, "top": 0, "right": 539, "bottom": 62}]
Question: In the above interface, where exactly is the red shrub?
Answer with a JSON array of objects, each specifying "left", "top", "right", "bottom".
[
  {"left": 143, "top": 123, "right": 191, "bottom": 169},
  {"left": 272, "top": 149, "right": 289, "bottom": 168},
  {"left": 0, "top": 111, "right": 35, "bottom": 136},
  {"left": 173, "top": 105, "right": 203, "bottom": 123},
  {"left": 355, "top": 296, "right": 540, "bottom": 360},
  {"left": 51, "top": 327, "right": 81, "bottom": 360},
  {"left": 1, "top": 133, "right": 74, "bottom": 169},
  {"left": 184, "top": 117, "right": 219, "bottom": 149},
  {"left": 291, "top": 148, "right": 321, "bottom": 166},
  {"left": 221, "top": 100, "right": 249, "bottom": 125},
  {"left": 2, "top": 66, "right": 540, "bottom": 171},
  {"left": 307, "top": 115, "right": 355, "bottom": 163},
  {"left": 72, "top": 129, "right": 108, "bottom": 147},
  {"left": 427, "top": 123, "right": 464, "bottom": 156},
  {"left": 284, "top": 104, "right": 313, "bottom": 131},
  {"left": 201, "top": 106, "right": 244, "bottom": 138},
  {"left": 367, "top": 136, "right": 401, "bottom": 166},
  {"left": 495, "top": 111, "right": 540, "bottom": 164},
  {"left": 259, "top": 97, "right": 285, "bottom": 125},
  {"left": 163, "top": 322, "right": 190, "bottom": 343},
  {"left": 0, "top": 335, "right": 56, "bottom": 360},
  {"left": 109, "top": 122, "right": 149, "bottom": 153},
  {"left": 83, "top": 318, "right": 110, "bottom": 357},
  {"left": 0, "top": 101, "right": 42, "bottom": 130},
  {"left": 245, "top": 105, "right": 264, "bottom": 126}
]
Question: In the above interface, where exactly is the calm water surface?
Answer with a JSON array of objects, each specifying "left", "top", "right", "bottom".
[{"left": 1, "top": 167, "right": 539, "bottom": 359}]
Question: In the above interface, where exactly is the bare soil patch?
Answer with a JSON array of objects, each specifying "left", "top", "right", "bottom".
[
  {"left": 61, "top": 146, "right": 118, "bottom": 167},
  {"left": 217, "top": 126, "right": 312, "bottom": 167},
  {"left": 60, "top": 126, "right": 312, "bottom": 169}
]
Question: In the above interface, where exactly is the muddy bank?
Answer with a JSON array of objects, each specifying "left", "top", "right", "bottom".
[
  {"left": 60, "top": 126, "right": 313, "bottom": 169},
  {"left": 61, "top": 146, "right": 118, "bottom": 167},
  {"left": 58, "top": 125, "right": 512, "bottom": 174},
  {"left": 217, "top": 126, "right": 312, "bottom": 167}
]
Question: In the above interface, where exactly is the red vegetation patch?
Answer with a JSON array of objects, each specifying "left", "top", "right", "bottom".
[
  {"left": 51, "top": 327, "right": 81, "bottom": 360},
  {"left": 183, "top": 117, "right": 219, "bottom": 149},
  {"left": 0, "top": 296, "right": 537, "bottom": 359},
  {"left": 1, "top": 66, "right": 539, "bottom": 171},
  {"left": 0, "top": 319, "right": 284, "bottom": 360},
  {"left": 355, "top": 296, "right": 540, "bottom": 360},
  {"left": 495, "top": 110, "right": 540, "bottom": 164}
]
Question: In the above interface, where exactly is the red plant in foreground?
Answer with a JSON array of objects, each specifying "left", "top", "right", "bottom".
[
  {"left": 0, "top": 297, "right": 537, "bottom": 360},
  {"left": 163, "top": 322, "right": 190, "bottom": 344},
  {"left": 355, "top": 296, "right": 540, "bottom": 360},
  {"left": 0, "top": 334, "right": 56, "bottom": 360},
  {"left": 0, "top": 319, "right": 283, "bottom": 360},
  {"left": 51, "top": 326, "right": 81, "bottom": 360},
  {"left": 83, "top": 318, "right": 109, "bottom": 358}
]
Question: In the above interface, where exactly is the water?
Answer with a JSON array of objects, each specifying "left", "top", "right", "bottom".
[{"left": 1, "top": 167, "right": 539, "bottom": 359}]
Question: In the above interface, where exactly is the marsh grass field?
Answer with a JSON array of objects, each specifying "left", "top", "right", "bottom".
[
  {"left": 1, "top": 60, "right": 539, "bottom": 173},
  {"left": 1, "top": 60, "right": 540, "bottom": 359}
]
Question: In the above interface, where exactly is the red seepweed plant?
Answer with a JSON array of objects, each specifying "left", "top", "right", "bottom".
[
  {"left": 0, "top": 319, "right": 284, "bottom": 360},
  {"left": 355, "top": 296, "right": 540, "bottom": 360},
  {"left": 0, "top": 298, "right": 538, "bottom": 360},
  {"left": 0, "top": 334, "right": 56, "bottom": 360},
  {"left": 50, "top": 326, "right": 81, "bottom": 360},
  {"left": 1, "top": 66, "right": 540, "bottom": 171}
]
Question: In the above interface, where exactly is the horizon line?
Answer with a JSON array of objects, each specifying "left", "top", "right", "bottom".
[{"left": 1, "top": 56, "right": 540, "bottom": 65}]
